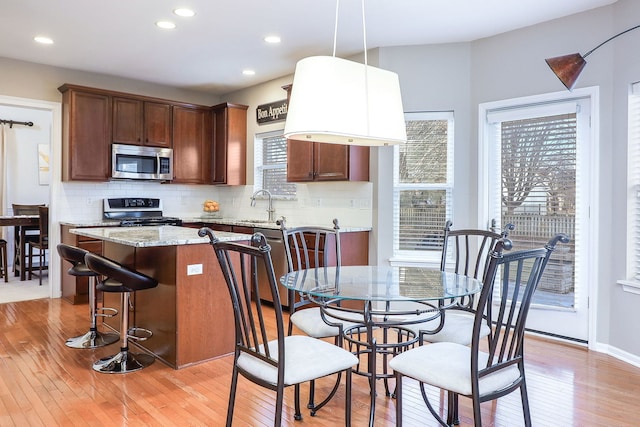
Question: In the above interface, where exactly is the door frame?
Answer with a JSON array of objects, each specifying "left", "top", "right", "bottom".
[
  {"left": 0, "top": 94, "right": 62, "bottom": 299},
  {"left": 477, "top": 86, "right": 599, "bottom": 348}
]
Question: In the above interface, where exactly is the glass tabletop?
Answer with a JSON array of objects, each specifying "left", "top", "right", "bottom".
[{"left": 280, "top": 265, "right": 482, "bottom": 302}]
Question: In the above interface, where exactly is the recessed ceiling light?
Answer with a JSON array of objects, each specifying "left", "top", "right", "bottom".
[
  {"left": 34, "top": 36, "right": 54, "bottom": 45},
  {"left": 242, "top": 69, "right": 256, "bottom": 76},
  {"left": 156, "top": 21, "right": 176, "bottom": 29},
  {"left": 264, "top": 35, "right": 281, "bottom": 44},
  {"left": 174, "top": 8, "right": 195, "bottom": 17}
]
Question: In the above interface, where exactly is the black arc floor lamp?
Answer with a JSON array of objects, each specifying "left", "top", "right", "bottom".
[{"left": 546, "top": 24, "right": 640, "bottom": 91}]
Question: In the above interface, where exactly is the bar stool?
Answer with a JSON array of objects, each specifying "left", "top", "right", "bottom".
[
  {"left": 57, "top": 244, "right": 119, "bottom": 349},
  {"left": 0, "top": 239, "right": 8, "bottom": 282},
  {"left": 84, "top": 252, "right": 158, "bottom": 373}
]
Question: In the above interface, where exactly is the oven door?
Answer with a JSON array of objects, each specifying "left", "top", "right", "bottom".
[{"left": 112, "top": 144, "right": 173, "bottom": 181}]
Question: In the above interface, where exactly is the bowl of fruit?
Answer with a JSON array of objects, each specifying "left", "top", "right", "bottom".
[{"left": 202, "top": 200, "right": 222, "bottom": 218}]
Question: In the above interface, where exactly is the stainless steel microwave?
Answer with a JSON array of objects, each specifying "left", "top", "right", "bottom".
[{"left": 111, "top": 143, "right": 173, "bottom": 181}]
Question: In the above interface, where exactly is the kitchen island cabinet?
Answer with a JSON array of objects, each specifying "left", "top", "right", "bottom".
[{"left": 70, "top": 226, "right": 250, "bottom": 369}]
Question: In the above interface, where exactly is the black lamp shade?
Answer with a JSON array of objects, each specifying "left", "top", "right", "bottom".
[{"left": 545, "top": 53, "right": 587, "bottom": 91}]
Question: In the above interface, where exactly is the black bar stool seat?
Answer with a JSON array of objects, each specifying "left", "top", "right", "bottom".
[
  {"left": 57, "top": 244, "right": 119, "bottom": 349},
  {"left": 84, "top": 252, "right": 158, "bottom": 374}
]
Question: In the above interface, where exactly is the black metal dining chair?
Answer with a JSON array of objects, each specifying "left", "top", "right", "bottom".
[
  {"left": 390, "top": 233, "right": 570, "bottom": 427},
  {"left": 405, "top": 220, "right": 514, "bottom": 346},
  {"left": 199, "top": 227, "right": 358, "bottom": 426},
  {"left": 279, "top": 218, "right": 364, "bottom": 413}
]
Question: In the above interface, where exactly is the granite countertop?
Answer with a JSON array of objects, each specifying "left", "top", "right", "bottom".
[
  {"left": 62, "top": 217, "right": 372, "bottom": 233},
  {"left": 184, "top": 217, "right": 372, "bottom": 233},
  {"left": 69, "top": 225, "right": 252, "bottom": 248}
]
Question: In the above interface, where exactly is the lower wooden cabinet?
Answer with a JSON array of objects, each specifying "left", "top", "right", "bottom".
[{"left": 60, "top": 225, "right": 104, "bottom": 304}]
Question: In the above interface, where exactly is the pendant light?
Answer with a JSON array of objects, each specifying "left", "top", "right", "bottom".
[
  {"left": 546, "top": 24, "right": 640, "bottom": 91},
  {"left": 284, "top": 0, "right": 407, "bottom": 146}
]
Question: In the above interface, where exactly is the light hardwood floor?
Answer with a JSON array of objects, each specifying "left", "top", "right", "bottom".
[{"left": 1, "top": 297, "right": 639, "bottom": 426}]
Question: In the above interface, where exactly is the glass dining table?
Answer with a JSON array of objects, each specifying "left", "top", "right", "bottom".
[{"left": 280, "top": 264, "right": 482, "bottom": 427}]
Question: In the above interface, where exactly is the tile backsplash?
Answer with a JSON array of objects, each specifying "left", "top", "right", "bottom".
[{"left": 58, "top": 180, "right": 373, "bottom": 227}]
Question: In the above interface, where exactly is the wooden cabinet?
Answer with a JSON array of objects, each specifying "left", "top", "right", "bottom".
[
  {"left": 211, "top": 102, "right": 248, "bottom": 185},
  {"left": 286, "top": 140, "right": 370, "bottom": 182},
  {"left": 60, "top": 225, "right": 104, "bottom": 304},
  {"left": 58, "top": 84, "right": 111, "bottom": 181},
  {"left": 112, "top": 97, "right": 172, "bottom": 147},
  {"left": 282, "top": 83, "right": 369, "bottom": 182},
  {"left": 172, "top": 105, "right": 212, "bottom": 184}
]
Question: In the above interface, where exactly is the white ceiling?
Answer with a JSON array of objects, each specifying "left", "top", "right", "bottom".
[{"left": 1, "top": 0, "right": 617, "bottom": 96}]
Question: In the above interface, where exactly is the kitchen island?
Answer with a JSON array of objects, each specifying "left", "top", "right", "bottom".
[{"left": 70, "top": 225, "right": 251, "bottom": 369}]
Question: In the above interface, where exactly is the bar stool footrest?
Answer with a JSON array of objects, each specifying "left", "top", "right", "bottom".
[
  {"left": 127, "top": 327, "right": 153, "bottom": 342},
  {"left": 96, "top": 307, "right": 118, "bottom": 318},
  {"left": 65, "top": 329, "right": 119, "bottom": 349}
]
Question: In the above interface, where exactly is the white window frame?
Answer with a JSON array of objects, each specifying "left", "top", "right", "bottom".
[
  {"left": 620, "top": 81, "right": 640, "bottom": 294},
  {"left": 478, "top": 86, "right": 599, "bottom": 344},
  {"left": 391, "top": 111, "right": 454, "bottom": 266}
]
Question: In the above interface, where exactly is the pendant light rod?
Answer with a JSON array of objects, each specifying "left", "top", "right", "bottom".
[
  {"left": 583, "top": 24, "right": 640, "bottom": 58},
  {"left": 331, "top": 0, "right": 368, "bottom": 65}
]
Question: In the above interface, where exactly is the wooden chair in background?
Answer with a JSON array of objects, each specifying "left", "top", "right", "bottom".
[
  {"left": 11, "top": 203, "right": 44, "bottom": 280},
  {"left": 28, "top": 206, "right": 49, "bottom": 285}
]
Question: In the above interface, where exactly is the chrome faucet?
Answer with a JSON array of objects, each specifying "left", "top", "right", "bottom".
[{"left": 250, "top": 189, "right": 276, "bottom": 222}]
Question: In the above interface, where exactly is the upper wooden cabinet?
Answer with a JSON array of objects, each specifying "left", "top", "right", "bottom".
[
  {"left": 211, "top": 102, "right": 248, "bottom": 185},
  {"left": 113, "top": 97, "right": 172, "bottom": 147},
  {"left": 287, "top": 140, "right": 370, "bottom": 182},
  {"left": 58, "top": 84, "right": 111, "bottom": 181},
  {"left": 172, "top": 105, "right": 212, "bottom": 184}
]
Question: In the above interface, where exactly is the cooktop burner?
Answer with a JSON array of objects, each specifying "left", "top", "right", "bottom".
[{"left": 104, "top": 198, "right": 182, "bottom": 227}]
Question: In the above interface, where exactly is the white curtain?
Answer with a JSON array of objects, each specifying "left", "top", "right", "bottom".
[{"left": 0, "top": 124, "right": 6, "bottom": 239}]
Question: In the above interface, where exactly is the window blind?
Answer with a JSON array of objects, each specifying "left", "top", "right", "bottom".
[
  {"left": 255, "top": 131, "right": 296, "bottom": 197},
  {"left": 629, "top": 82, "right": 640, "bottom": 280},
  {"left": 393, "top": 112, "right": 454, "bottom": 260}
]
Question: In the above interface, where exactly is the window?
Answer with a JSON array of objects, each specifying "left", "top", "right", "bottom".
[
  {"left": 627, "top": 82, "right": 640, "bottom": 284},
  {"left": 392, "top": 111, "right": 454, "bottom": 263},
  {"left": 254, "top": 130, "right": 296, "bottom": 198}
]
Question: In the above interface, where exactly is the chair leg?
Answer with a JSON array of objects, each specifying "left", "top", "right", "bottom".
[
  {"left": 294, "top": 383, "right": 302, "bottom": 420},
  {"left": 345, "top": 369, "right": 352, "bottom": 427},
  {"left": 226, "top": 365, "right": 239, "bottom": 427},
  {"left": 28, "top": 243, "right": 33, "bottom": 280},
  {"left": 275, "top": 383, "right": 284, "bottom": 427},
  {"left": 395, "top": 372, "right": 403, "bottom": 427},
  {"left": 520, "top": 378, "right": 532, "bottom": 427}
]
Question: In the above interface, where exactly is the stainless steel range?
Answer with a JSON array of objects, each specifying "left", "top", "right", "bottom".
[{"left": 103, "top": 198, "right": 182, "bottom": 227}]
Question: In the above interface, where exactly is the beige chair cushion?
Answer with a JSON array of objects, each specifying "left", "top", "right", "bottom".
[
  {"left": 237, "top": 335, "right": 358, "bottom": 386},
  {"left": 389, "top": 341, "right": 521, "bottom": 397},
  {"left": 290, "top": 307, "right": 364, "bottom": 338},
  {"left": 403, "top": 311, "right": 491, "bottom": 346}
]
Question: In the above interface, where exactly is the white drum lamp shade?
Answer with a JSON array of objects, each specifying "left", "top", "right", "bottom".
[{"left": 284, "top": 56, "right": 407, "bottom": 146}]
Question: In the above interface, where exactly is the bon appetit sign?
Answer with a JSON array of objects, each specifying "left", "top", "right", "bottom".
[{"left": 256, "top": 99, "right": 288, "bottom": 124}]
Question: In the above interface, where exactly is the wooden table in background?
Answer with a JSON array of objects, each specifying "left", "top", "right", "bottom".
[{"left": 0, "top": 215, "right": 39, "bottom": 280}]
